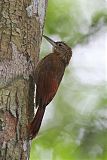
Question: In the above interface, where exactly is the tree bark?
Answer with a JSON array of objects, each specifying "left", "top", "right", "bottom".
[{"left": 0, "top": 0, "right": 47, "bottom": 159}]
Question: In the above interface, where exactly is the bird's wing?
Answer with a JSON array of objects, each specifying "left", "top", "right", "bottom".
[
  {"left": 36, "top": 70, "right": 59, "bottom": 108},
  {"left": 35, "top": 55, "right": 65, "bottom": 108}
]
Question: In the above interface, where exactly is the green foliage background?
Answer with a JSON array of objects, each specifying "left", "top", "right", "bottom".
[{"left": 30, "top": 0, "right": 107, "bottom": 160}]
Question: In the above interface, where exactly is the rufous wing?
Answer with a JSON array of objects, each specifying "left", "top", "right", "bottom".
[{"left": 36, "top": 71, "right": 59, "bottom": 108}]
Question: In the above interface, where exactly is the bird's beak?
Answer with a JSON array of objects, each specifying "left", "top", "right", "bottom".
[{"left": 43, "top": 35, "right": 56, "bottom": 47}]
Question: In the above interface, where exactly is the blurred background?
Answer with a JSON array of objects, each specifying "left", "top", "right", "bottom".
[{"left": 30, "top": 0, "right": 107, "bottom": 160}]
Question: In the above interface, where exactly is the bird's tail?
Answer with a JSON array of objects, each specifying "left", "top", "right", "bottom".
[{"left": 28, "top": 107, "right": 45, "bottom": 140}]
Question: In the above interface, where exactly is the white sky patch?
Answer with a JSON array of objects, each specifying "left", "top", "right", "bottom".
[{"left": 72, "top": 27, "right": 107, "bottom": 85}]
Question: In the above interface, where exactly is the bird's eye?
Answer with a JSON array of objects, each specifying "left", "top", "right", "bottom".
[{"left": 58, "top": 43, "right": 62, "bottom": 46}]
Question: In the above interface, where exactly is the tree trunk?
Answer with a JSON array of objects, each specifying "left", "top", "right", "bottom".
[{"left": 0, "top": 0, "right": 47, "bottom": 159}]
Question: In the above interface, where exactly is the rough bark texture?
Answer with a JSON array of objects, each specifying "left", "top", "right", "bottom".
[{"left": 0, "top": 0, "right": 47, "bottom": 159}]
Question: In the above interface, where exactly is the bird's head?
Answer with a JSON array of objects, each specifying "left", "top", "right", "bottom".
[{"left": 43, "top": 35, "right": 72, "bottom": 65}]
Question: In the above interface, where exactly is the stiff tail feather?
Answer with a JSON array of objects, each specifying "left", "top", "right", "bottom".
[{"left": 28, "top": 107, "right": 45, "bottom": 139}]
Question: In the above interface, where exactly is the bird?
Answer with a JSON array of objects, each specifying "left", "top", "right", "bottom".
[{"left": 28, "top": 35, "right": 72, "bottom": 139}]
